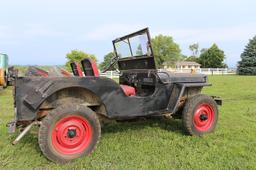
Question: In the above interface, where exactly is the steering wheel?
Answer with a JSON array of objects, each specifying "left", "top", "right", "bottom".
[
  {"left": 102, "top": 56, "right": 119, "bottom": 73},
  {"left": 149, "top": 70, "right": 170, "bottom": 84}
]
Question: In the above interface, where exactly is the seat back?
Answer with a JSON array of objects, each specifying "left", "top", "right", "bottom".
[
  {"left": 79, "top": 58, "right": 136, "bottom": 96},
  {"left": 70, "top": 62, "right": 84, "bottom": 77},
  {"left": 81, "top": 58, "right": 99, "bottom": 77}
]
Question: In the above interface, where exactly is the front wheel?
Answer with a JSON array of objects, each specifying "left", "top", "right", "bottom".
[
  {"left": 182, "top": 94, "right": 218, "bottom": 136},
  {"left": 38, "top": 104, "right": 101, "bottom": 163}
]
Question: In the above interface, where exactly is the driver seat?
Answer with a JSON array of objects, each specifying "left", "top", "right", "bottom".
[
  {"left": 72, "top": 58, "right": 136, "bottom": 96},
  {"left": 120, "top": 84, "right": 136, "bottom": 96}
]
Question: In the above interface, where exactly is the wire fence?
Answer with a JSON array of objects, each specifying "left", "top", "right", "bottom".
[
  {"left": 100, "top": 71, "right": 120, "bottom": 79},
  {"left": 100, "top": 68, "right": 237, "bottom": 78},
  {"left": 171, "top": 68, "right": 236, "bottom": 75}
]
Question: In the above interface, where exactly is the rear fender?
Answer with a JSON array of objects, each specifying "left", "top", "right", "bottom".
[
  {"left": 16, "top": 78, "right": 109, "bottom": 121},
  {"left": 37, "top": 87, "right": 107, "bottom": 119}
]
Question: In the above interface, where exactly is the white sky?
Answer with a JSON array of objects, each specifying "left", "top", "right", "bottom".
[{"left": 0, "top": 0, "right": 255, "bottom": 67}]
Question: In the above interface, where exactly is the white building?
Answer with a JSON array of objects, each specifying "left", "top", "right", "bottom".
[
  {"left": 163, "top": 61, "right": 201, "bottom": 72},
  {"left": 175, "top": 61, "right": 201, "bottom": 70}
]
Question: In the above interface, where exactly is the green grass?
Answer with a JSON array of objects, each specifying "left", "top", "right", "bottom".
[{"left": 0, "top": 75, "right": 256, "bottom": 169}]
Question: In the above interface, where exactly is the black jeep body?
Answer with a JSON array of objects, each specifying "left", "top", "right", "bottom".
[{"left": 14, "top": 28, "right": 211, "bottom": 122}]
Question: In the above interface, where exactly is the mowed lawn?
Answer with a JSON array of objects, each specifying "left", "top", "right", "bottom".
[{"left": 0, "top": 75, "right": 255, "bottom": 170}]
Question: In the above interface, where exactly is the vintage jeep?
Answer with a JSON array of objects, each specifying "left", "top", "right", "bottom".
[{"left": 9, "top": 28, "right": 221, "bottom": 163}]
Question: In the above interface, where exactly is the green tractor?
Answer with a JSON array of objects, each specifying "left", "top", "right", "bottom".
[{"left": 0, "top": 53, "right": 9, "bottom": 88}]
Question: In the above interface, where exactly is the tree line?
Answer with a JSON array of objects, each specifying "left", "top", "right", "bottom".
[{"left": 65, "top": 34, "right": 256, "bottom": 75}]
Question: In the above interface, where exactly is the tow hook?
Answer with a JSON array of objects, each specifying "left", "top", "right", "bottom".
[{"left": 12, "top": 121, "right": 41, "bottom": 145}]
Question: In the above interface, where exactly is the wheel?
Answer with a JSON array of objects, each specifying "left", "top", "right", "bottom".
[
  {"left": 182, "top": 94, "right": 218, "bottom": 136},
  {"left": 38, "top": 104, "right": 101, "bottom": 163}
]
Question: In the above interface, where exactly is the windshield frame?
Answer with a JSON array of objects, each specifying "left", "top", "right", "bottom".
[{"left": 112, "top": 28, "right": 154, "bottom": 59}]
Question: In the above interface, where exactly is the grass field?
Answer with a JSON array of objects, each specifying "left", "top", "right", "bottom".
[{"left": 0, "top": 75, "right": 256, "bottom": 169}]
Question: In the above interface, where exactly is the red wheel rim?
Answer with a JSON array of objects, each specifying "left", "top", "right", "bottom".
[
  {"left": 52, "top": 115, "right": 92, "bottom": 155},
  {"left": 193, "top": 103, "right": 215, "bottom": 132}
]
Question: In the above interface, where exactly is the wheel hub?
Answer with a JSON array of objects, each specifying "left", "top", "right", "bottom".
[
  {"left": 199, "top": 113, "right": 208, "bottom": 121},
  {"left": 51, "top": 115, "right": 92, "bottom": 155},
  {"left": 193, "top": 104, "right": 215, "bottom": 132},
  {"left": 67, "top": 129, "right": 77, "bottom": 138}
]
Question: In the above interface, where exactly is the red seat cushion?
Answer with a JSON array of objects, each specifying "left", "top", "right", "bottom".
[
  {"left": 81, "top": 58, "right": 99, "bottom": 77},
  {"left": 120, "top": 85, "right": 136, "bottom": 96}
]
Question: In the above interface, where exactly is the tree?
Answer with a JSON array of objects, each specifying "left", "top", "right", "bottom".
[
  {"left": 237, "top": 36, "right": 256, "bottom": 75},
  {"left": 151, "top": 34, "right": 181, "bottom": 67},
  {"left": 200, "top": 48, "right": 208, "bottom": 54},
  {"left": 198, "top": 44, "right": 225, "bottom": 68},
  {"left": 186, "top": 43, "right": 200, "bottom": 62},
  {"left": 185, "top": 56, "right": 199, "bottom": 62},
  {"left": 99, "top": 52, "right": 117, "bottom": 71},
  {"left": 135, "top": 44, "right": 143, "bottom": 56},
  {"left": 65, "top": 50, "right": 97, "bottom": 71},
  {"left": 189, "top": 43, "right": 199, "bottom": 56}
]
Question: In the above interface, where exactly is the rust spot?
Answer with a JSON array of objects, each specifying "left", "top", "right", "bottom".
[
  {"left": 37, "top": 110, "right": 49, "bottom": 119},
  {"left": 178, "top": 96, "right": 187, "bottom": 108}
]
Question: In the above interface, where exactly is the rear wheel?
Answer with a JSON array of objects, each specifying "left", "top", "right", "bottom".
[
  {"left": 38, "top": 104, "right": 101, "bottom": 163},
  {"left": 182, "top": 94, "right": 218, "bottom": 136}
]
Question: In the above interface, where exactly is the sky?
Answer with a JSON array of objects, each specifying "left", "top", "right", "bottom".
[{"left": 0, "top": 0, "right": 255, "bottom": 68}]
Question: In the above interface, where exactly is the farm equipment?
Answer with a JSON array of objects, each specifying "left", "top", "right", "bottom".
[
  {"left": 8, "top": 28, "right": 221, "bottom": 163},
  {"left": 0, "top": 53, "right": 9, "bottom": 88},
  {"left": 0, "top": 54, "right": 18, "bottom": 88}
]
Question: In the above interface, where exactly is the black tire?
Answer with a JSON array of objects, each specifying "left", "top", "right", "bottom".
[
  {"left": 38, "top": 104, "right": 101, "bottom": 163},
  {"left": 182, "top": 94, "right": 218, "bottom": 136}
]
